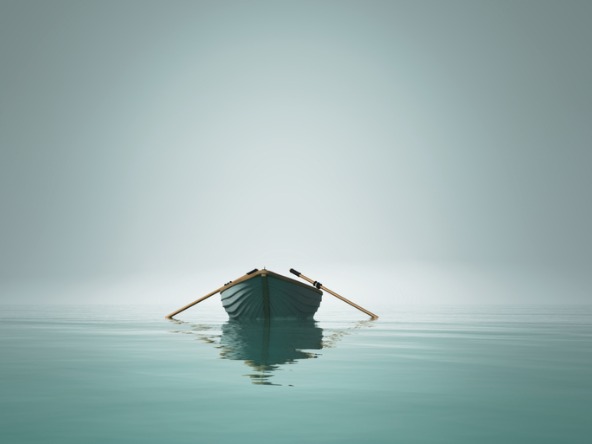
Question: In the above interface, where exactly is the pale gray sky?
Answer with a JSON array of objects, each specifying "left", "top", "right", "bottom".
[{"left": 1, "top": 1, "right": 590, "bottom": 303}]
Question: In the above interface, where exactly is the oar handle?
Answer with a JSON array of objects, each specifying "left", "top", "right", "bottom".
[{"left": 290, "top": 268, "right": 378, "bottom": 320}]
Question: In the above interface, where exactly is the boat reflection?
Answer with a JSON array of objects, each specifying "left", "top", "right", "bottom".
[
  {"left": 169, "top": 317, "right": 373, "bottom": 386},
  {"left": 219, "top": 319, "right": 323, "bottom": 385}
]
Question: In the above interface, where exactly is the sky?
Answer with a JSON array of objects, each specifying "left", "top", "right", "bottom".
[{"left": 1, "top": 0, "right": 590, "bottom": 305}]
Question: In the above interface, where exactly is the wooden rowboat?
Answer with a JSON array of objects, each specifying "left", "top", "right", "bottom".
[
  {"left": 165, "top": 267, "right": 377, "bottom": 320},
  {"left": 220, "top": 269, "right": 322, "bottom": 320}
]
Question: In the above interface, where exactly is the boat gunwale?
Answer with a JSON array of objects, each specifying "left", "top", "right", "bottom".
[{"left": 220, "top": 269, "right": 322, "bottom": 296}]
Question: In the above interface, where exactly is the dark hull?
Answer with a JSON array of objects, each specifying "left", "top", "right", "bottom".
[{"left": 220, "top": 271, "right": 322, "bottom": 320}]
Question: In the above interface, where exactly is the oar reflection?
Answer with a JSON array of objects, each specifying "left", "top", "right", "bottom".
[{"left": 170, "top": 318, "right": 373, "bottom": 386}]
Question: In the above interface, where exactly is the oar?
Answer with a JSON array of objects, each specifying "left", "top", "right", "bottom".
[
  {"left": 290, "top": 268, "right": 379, "bottom": 320},
  {"left": 165, "top": 269, "right": 259, "bottom": 319}
]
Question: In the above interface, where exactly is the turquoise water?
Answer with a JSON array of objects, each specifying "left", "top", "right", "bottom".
[{"left": 1, "top": 304, "right": 591, "bottom": 443}]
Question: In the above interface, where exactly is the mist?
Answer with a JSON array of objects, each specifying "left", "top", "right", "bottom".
[{"left": 1, "top": 0, "right": 590, "bottom": 305}]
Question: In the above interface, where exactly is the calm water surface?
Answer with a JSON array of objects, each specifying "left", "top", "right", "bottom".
[{"left": 1, "top": 304, "right": 591, "bottom": 443}]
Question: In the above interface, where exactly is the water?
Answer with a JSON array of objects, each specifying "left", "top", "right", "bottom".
[{"left": 1, "top": 304, "right": 591, "bottom": 443}]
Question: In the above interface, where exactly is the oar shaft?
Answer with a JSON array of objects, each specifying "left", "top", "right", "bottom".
[
  {"left": 165, "top": 288, "right": 222, "bottom": 319},
  {"left": 322, "top": 287, "right": 379, "bottom": 320},
  {"left": 165, "top": 269, "right": 259, "bottom": 319},
  {"left": 290, "top": 269, "right": 379, "bottom": 320}
]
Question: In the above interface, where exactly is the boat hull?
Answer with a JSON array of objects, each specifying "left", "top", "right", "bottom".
[{"left": 220, "top": 270, "right": 322, "bottom": 320}]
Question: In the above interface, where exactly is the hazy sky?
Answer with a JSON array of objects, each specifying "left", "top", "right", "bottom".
[{"left": 1, "top": 1, "right": 590, "bottom": 303}]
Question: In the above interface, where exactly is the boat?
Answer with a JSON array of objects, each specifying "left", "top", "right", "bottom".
[
  {"left": 220, "top": 269, "right": 322, "bottom": 320},
  {"left": 165, "top": 267, "right": 378, "bottom": 321}
]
